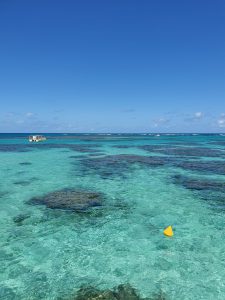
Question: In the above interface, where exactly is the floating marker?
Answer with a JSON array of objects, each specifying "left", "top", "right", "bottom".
[{"left": 163, "top": 225, "right": 174, "bottom": 237}]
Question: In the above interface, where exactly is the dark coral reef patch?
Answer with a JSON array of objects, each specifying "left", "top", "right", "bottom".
[
  {"left": 79, "top": 153, "right": 225, "bottom": 179},
  {"left": 173, "top": 174, "right": 225, "bottom": 192},
  {"left": 79, "top": 154, "right": 169, "bottom": 179},
  {"left": 27, "top": 189, "right": 104, "bottom": 212},
  {"left": 68, "top": 284, "right": 166, "bottom": 300},
  {"left": 140, "top": 145, "right": 225, "bottom": 158},
  {"left": 176, "top": 160, "right": 225, "bottom": 175},
  {"left": 173, "top": 174, "right": 225, "bottom": 210},
  {"left": 13, "top": 213, "right": 30, "bottom": 225}
]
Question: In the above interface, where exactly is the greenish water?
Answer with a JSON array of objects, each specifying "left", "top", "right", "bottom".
[{"left": 1, "top": 133, "right": 225, "bottom": 299}]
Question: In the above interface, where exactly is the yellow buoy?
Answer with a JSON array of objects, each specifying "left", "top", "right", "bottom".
[{"left": 163, "top": 225, "right": 174, "bottom": 237}]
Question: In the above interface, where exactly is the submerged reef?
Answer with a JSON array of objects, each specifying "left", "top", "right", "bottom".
[
  {"left": 173, "top": 174, "right": 225, "bottom": 210},
  {"left": 13, "top": 213, "right": 30, "bottom": 226},
  {"left": 28, "top": 189, "right": 104, "bottom": 212},
  {"left": 79, "top": 154, "right": 169, "bottom": 179},
  {"left": 140, "top": 145, "right": 225, "bottom": 158},
  {"left": 68, "top": 284, "right": 166, "bottom": 300},
  {"left": 176, "top": 160, "right": 225, "bottom": 175},
  {"left": 173, "top": 174, "right": 225, "bottom": 192}
]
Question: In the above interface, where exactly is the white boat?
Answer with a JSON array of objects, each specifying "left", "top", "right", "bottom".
[{"left": 29, "top": 135, "right": 46, "bottom": 142}]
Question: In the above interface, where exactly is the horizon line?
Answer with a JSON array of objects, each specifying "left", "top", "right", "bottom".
[{"left": 0, "top": 132, "right": 225, "bottom": 135}]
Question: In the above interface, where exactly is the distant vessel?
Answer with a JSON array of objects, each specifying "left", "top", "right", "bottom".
[{"left": 29, "top": 135, "right": 46, "bottom": 142}]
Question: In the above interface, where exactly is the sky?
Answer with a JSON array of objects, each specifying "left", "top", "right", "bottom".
[{"left": 0, "top": 0, "right": 224, "bottom": 133}]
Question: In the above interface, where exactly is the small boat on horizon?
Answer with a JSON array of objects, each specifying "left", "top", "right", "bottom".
[{"left": 29, "top": 135, "right": 46, "bottom": 142}]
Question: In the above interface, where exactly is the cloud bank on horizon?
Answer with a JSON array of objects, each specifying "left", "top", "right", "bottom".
[
  {"left": 0, "top": 111, "right": 225, "bottom": 133},
  {"left": 0, "top": 0, "right": 224, "bottom": 133}
]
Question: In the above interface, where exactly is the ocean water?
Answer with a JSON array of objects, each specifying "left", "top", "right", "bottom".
[{"left": 0, "top": 133, "right": 225, "bottom": 299}]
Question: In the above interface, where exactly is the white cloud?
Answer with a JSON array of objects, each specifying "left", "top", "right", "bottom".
[
  {"left": 216, "top": 113, "right": 225, "bottom": 128},
  {"left": 153, "top": 118, "right": 170, "bottom": 127},
  {"left": 184, "top": 112, "right": 204, "bottom": 122},
  {"left": 194, "top": 112, "right": 203, "bottom": 119}
]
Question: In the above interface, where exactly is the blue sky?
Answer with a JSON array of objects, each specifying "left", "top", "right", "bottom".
[{"left": 0, "top": 0, "right": 224, "bottom": 133}]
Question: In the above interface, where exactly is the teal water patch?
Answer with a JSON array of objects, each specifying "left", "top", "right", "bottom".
[{"left": 1, "top": 135, "right": 225, "bottom": 299}]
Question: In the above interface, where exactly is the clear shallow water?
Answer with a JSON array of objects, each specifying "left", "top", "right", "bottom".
[{"left": 0, "top": 134, "right": 225, "bottom": 299}]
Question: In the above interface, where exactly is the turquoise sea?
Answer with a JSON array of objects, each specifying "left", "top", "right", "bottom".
[{"left": 1, "top": 133, "right": 225, "bottom": 300}]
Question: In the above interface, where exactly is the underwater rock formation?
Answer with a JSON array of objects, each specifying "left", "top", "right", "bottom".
[
  {"left": 176, "top": 160, "right": 225, "bottom": 175},
  {"left": 28, "top": 189, "right": 103, "bottom": 212},
  {"left": 70, "top": 284, "right": 166, "bottom": 300},
  {"left": 79, "top": 154, "right": 168, "bottom": 179},
  {"left": 13, "top": 213, "right": 30, "bottom": 225},
  {"left": 73, "top": 284, "right": 144, "bottom": 300},
  {"left": 173, "top": 174, "right": 225, "bottom": 192},
  {"left": 140, "top": 145, "right": 225, "bottom": 158},
  {"left": 173, "top": 174, "right": 225, "bottom": 210}
]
